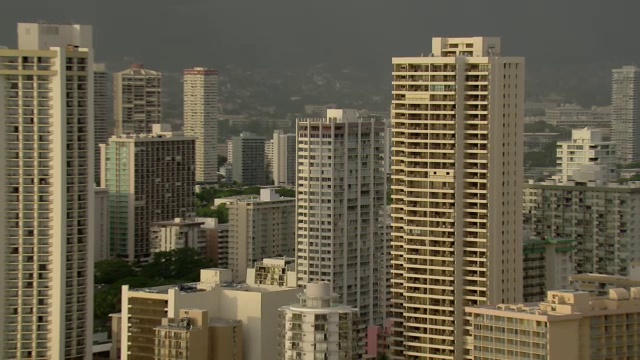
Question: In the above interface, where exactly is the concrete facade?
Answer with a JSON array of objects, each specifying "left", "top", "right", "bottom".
[
  {"left": 183, "top": 67, "right": 218, "bottom": 183},
  {"left": 556, "top": 127, "right": 617, "bottom": 183},
  {"left": 390, "top": 37, "right": 524, "bottom": 359},
  {"left": 119, "top": 268, "right": 300, "bottom": 360},
  {"left": 101, "top": 125, "right": 196, "bottom": 262},
  {"left": 95, "top": 187, "right": 111, "bottom": 262},
  {"left": 94, "top": 62, "right": 109, "bottom": 185},
  {"left": 150, "top": 218, "right": 207, "bottom": 255},
  {"left": 232, "top": 132, "right": 267, "bottom": 185},
  {"left": 279, "top": 282, "right": 358, "bottom": 360},
  {"left": 296, "top": 109, "right": 389, "bottom": 329},
  {"left": 272, "top": 130, "right": 296, "bottom": 187},
  {"left": 114, "top": 64, "right": 162, "bottom": 135},
  {"left": 228, "top": 188, "right": 296, "bottom": 282},
  {"left": 466, "top": 288, "right": 640, "bottom": 359},
  {"left": 523, "top": 237, "right": 576, "bottom": 302},
  {"left": 525, "top": 179, "right": 640, "bottom": 276},
  {"left": 612, "top": 66, "right": 640, "bottom": 164},
  {"left": 0, "top": 22, "right": 95, "bottom": 360},
  {"left": 246, "top": 257, "right": 297, "bottom": 287}
]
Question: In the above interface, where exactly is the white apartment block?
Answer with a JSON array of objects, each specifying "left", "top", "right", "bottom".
[
  {"left": 0, "top": 23, "right": 95, "bottom": 359},
  {"left": 94, "top": 62, "right": 109, "bottom": 184},
  {"left": 525, "top": 178, "right": 640, "bottom": 276},
  {"left": 228, "top": 188, "right": 296, "bottom": 282},
  {"left": 183, "top": 67, "right": 219, "bottom": 183},
  {"left": 95, "top": 187, "right": 111, "bottom": 262},
  {"left": 390, "top": 37, "right": 524, "bottom": 359},
  {"left": 612, "top": 65, "right": 640, "bottom": 164},
  {"left": 114, "top": 64, "right": 162, "bottom": 135},
  {"left": 466, "top": 288, "right": 640, "bottom": 359},
  {"left": 279, "top": 282, "right": 358, "bottom": 360},
  {"left": 556, "top": 127, "right": 617, "bottom": 183},
  {"left": 119, "top": 268, "right": 301, "bottom": 360},
  {"left": 296, "top": 109, "right": 389, "bottom": 328},
  {"left": 273, "top": 130, "right": 297, "bottom": 186},
  {"left": 101, "top": 124, "right": 196, "bottom": 262},
  {"left": 150, "top": 218, "right": 207, "bottom": 255}
]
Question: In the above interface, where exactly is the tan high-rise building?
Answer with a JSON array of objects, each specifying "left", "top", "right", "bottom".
[
  {"left": 0, "top": 22, "right": 95, "bottom": 359},
  {"left": 94, "top": 62, "right": 109, "bottom": 184},
  {"left": 101, "top": 124, "right": 195, "bottom": 262},
  {"left": 390, "top": 37, "right": 524, "bottom": 359},
  {"left": 183, "top": 67, "right": 219, "bottom": 183},
  {"left": 296, "top": 109, "right": 389, "bottom": 329},
  {"left": 466, "top": 288, "right": 640, "bottom": 359},
  {"left": 114, "top": 64, "right": 162, "bottom": 135},
  {"left": 612, "top": 66, "right": 640, "bottom": 164},
  {"left": 523, "top": 237, "right": 576, "bottom": 302},
  {"left": 228, "top": 188, "right": 296, "bottom": 282}
]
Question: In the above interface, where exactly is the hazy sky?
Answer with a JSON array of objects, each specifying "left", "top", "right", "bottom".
[{"left": 1, "top": 0, "right": 637, "bottom": 72}]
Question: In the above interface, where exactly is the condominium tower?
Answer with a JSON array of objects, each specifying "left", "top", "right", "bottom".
[
  {"left": 101, "top": 124, "right": 195, "bottom": 262},
  {"left": 390, "top": 37, "right": 524, "bottom": 359},
  {"left": 0, "top": 23, "right": 95, "bottom": 359},
  {"left": 94, "top": 62, "right": 109, "bottom": 184},
  {"left": 183, "top": 67, "right": 219, "bottom": 183},
  {"left": 272, "top": 130, "right": 296, "bottom": 186},
  {"left": 114, "top": 64, "right": 162, "bottom": 135},
  {"left": 296, "top": 109, "right": 388, "bottom": 327},
  {"left": 611, "top": 65, "right": 640, "bottom": 164},
  {"left": 231, "top": 132, "right": 267, "bottom": 185}
]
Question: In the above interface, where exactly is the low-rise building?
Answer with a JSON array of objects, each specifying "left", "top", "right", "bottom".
[
  {"left": 279, "top": 282, "right": 358, "bottom": 360},
  {"left": 150, "top": 218, "right": 207, "bottom": 255},
  {"left": 466, "top": 288, "right": 640, "bottom": 359},
  {"left": 118, "top": 268, "right": 300, "bottom": 360},
  {"left": 246, "top": 257, "right": 296, "bottom": 287},
  {"left": 570, "top": 272, "right": 640, "bottom": 296}
]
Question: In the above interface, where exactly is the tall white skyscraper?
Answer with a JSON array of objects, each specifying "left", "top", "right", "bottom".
[
  {"left": 0, "top": 23, "right": 94, "bottom": 359},
  {"left": 272, "top": 130, "right": 296, "bottom": 186},
  {"left": 183, "top": 67, "right": 219, "bottom": 183},
  {"left": 296, "top": 109, "right": 388, "bottom": 328},
  {"left": 612, "top": 65, "right": 640, "bottom": 164},
  {"left": 390, "top": 37, "right": 524, "bottom": 359},
  {"left": 114, "top": 64, "right": 162, "bottom": 135}
]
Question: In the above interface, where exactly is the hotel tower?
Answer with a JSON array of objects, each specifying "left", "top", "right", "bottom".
[{"left": 389, "top": 37, "right": 524, "bottom": 359}]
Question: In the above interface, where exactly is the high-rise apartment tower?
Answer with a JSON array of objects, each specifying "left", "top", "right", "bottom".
[
  {"left": 114, "top": 64, "right": 162, "bottom": 135},
  {"left": 296, "top": 109, "right": 388, "bottom": 328},
  {"left": 93, "top": 62, "right": 109, "bottom": 184},
  {"left": 183, "top": 67, "right": 219, "bottom": 183},
  {"left": 390, "top": 37, "right": 524, "bottom": 359},
  {"left": 612, "top": 66, "right": 640, "bottom": 164},
  {"left": 0, "top": 22, "right": 95, "bottom": 359}
]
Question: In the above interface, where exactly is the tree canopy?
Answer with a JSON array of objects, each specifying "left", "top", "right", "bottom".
[{"left": 93, "top": 248, "right": 215, "bottom": 331}]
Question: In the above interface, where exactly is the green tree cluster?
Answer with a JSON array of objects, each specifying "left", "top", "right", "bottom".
[{"left": 93, "top": 248, "right": 215, "bottom": 331}]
